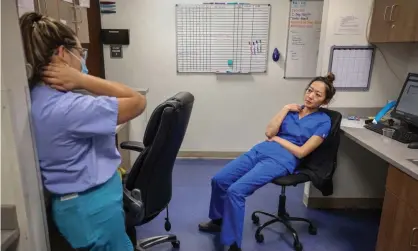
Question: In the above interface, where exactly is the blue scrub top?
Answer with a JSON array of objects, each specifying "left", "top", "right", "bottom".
[
  {"left": 30, "top": 85, "right": 121, "bottom": 195},
  {"left": 253, "top": 110, "right": 331, "bottom": 173}
]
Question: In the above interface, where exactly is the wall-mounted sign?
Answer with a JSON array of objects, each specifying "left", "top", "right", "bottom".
[{"left": 110, "top": 45, "right": 123, "bottom": 59}]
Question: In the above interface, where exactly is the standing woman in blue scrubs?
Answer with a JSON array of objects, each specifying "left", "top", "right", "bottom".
[
  {"left": 199, "top": 73, "right": 336, "bottom": 251},
  {"left": 19, "top": 13, "right": 146, "bottom": 250}
]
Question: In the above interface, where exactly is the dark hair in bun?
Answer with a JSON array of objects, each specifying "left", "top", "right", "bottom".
[
  {"left": 307, "top": 72, "right": 336, "bottom": 102},
  {"left": 325, "top": 72, "right": 335, "bottom": 83}
]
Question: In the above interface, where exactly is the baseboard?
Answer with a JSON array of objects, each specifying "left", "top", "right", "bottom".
[
  {"left": 304, "top": 194, "right": 384, "bottom": 209},
  {"left": 177, "top": 151, "right": 243, "bottom": 159}
]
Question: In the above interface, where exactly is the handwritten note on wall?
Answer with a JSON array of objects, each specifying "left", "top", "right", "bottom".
[
  {"left": 284, "top": 0, "right": 324, "bottom": 78},
  {"left": 334, "top": 15, "right": 363, "bottom": 35}
]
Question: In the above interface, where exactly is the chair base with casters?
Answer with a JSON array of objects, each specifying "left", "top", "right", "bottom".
[
  {"left": 251, "top": 173, "right": 316, "bottom": 251},
  {"left": 123, "top": 186, "right": 181, "bottom": 251},
  {"left": 126, "top": 226, "right": 180, "bottom": 251}
]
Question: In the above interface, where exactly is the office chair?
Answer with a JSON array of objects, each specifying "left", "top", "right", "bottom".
[
  {"left": 251, "top": 109, "right": 342, "bottom": 251},
  {"left": 120, "top": 92, "right": 194, "bottom": 251}
]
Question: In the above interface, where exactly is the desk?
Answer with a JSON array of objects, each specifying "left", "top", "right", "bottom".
[
  {"left": 1, "top": 205, "right": 19, "bottom": 251},
  {"left": 341, "top": 127, "right": 418, "bottom": 180},
  {"left": 340, "top": 127, "right": 418, "bottom": 250}
]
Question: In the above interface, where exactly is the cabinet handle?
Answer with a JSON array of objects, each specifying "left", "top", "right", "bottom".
[
  {"left": 383, "top": 6, "right": 390, "bottom": 21},
  {"left": 389, "top": 4, "right": 398, "bottom": 22},
  {"left": 411, "top": 227, "right": 418, "bottom": 248}
]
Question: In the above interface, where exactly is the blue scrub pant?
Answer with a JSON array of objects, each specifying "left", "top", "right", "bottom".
[
  {"left": 209, "top": 149, "right": 289, "bottom": 247},
  {"left": 52, "top": 172, "right": 133, "bottom": 251}
]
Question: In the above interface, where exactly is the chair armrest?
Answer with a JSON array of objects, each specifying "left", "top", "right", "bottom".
[
  {"left": 120, "top": 141, "right": 145, "bottom": 152},
  {"left": 123, "top": 188, "right": 145, "bottom": 222}
]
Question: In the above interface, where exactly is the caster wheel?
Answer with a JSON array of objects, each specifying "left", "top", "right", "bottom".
[
  {"left": 171, "top": 240, "right": 180, "bottom": 249},
  {"left": 293, "top": 241, "right": 303, "bottom": 251},
  {"left": 251, "top": 214, "right": 260, "bottom": 225},
  {"left": 255, "top": 233, "right": 264, "bottom": 243},
  {"left": 165, "top": 220, "right": 171, "bottom": 231},
  {"left": 308, "top": 225, "right": 317, "bottom": 235}
]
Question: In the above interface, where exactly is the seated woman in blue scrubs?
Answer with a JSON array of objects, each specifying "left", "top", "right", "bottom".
[
  {"left": 198, "top": 73, "right": 336, "bottom": 251},
  {"left": 20, "top": 13, "right": 146, "bottom": 251}
]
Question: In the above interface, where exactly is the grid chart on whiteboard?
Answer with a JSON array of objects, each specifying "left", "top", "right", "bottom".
[
  {"left": 328, "top": 46, "right": 375, "bottom": 91},
  {"left": 176, "top": 4, "right": 271, "bottom": 73}
]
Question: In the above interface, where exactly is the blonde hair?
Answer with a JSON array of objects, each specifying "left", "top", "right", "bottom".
[{"left": 19, "top": 12, "right": 77, "bottom": 88}]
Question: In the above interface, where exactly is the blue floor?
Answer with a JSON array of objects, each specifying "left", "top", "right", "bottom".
[{"left": 137, "top": 159, "right": 381, "bottom": 251}]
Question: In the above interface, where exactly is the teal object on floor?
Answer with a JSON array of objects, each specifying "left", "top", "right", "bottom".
[{"left": 51, "top": 172, "right": 133, "bottom": 251}]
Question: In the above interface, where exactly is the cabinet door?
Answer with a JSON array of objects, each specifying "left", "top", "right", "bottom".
[
  {"left": 391, "top": 200, "right": 418, "bottom": 251},
  {"left": 377, "top": 191, "right": 418, "bottom": 251},
  {"left": 76, "top": 7, "right": 90, "bottom": 44},
  {"left": 412, "top": 0, "right": 418, "bottom": 42},
  {"left": 368, "top": 0, "right": 395, "bottom": 43},
  {"left": 376, "top": 191, "right": 399, "bottom": 251},
  {"left": 387, "top": 0, "right": 418, "bottom": 42},
  {"left": 410, "top": 217, "right": 418, "bottom": 250},
  {"left": 415, "top": 26, "right": 418, "bottom": 41}
]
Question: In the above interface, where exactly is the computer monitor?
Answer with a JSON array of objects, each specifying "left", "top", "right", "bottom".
[{"left": 391, "top": 73, "right": 418, "bottom": 128}]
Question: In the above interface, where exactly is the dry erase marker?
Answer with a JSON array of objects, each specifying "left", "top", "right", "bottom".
[
  {"left": 249, "top": 42, "right": 252, "bottom": 55},
  {"left": 259, "top": 40, "right": 262, "bottom": 53},
  {"left": 253, "top": 42, "right": 256, "bottom": 54}
]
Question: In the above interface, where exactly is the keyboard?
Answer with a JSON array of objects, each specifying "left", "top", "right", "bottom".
[{"left": 364, "top": 123, "right": 418, "bottom": 144}]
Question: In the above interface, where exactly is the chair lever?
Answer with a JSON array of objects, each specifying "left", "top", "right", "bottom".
[
  {"left": 132, "top": 189, "right": 142, "bottom": 201},
  {"left": 123, "top": 187, "right": 145, "bottom": 221}
]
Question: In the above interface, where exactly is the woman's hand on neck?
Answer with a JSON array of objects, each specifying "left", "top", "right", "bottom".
[{"left": 299, "top": 106, "right": 319, "bottom": 118}]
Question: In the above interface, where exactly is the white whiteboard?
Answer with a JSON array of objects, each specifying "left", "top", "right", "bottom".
[
  {"left": 284, "top": 0, "right": 324, "bottom": 78},
  {"left": 176, "top": 4, "right": 271, "bottom": 73}
]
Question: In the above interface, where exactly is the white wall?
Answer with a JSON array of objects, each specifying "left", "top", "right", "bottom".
[
  {"left": 101, "top": 0, "right": 412, "bottom": 152},
  {"left": 318, "top": 0, "right": 413, "bottom": 97},
  {"left": 408, "top": 43, "right": 418, "bottom": 73},
  {"left": 304, "top": 0, "right": 417, "bottom": 201},
  {"left": 1, "top": 90, "right": 31, "bottom": 249},
  {"left": 1, "top": 0, "right": 49, "bottom": 250}
]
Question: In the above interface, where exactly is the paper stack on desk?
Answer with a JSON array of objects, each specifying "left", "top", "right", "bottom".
[{"left": 341, "top": 118, "right": 365, "bottom": 129}]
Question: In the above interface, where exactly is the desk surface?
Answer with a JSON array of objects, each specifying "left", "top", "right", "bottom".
[
  {"left": 342, "top": 126, "right": 418, "bottom": 180},
  {"left": 1, "top": 230, "right": 19, "bottom": 251}
]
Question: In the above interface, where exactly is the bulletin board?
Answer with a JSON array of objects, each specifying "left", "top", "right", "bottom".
[
  {"left": 328, "top": 46, "right": 375, "bottom": 91},
  {"left": 284, "top": 0, "right": 324, "bottom": 78},
  {"left": 175, "top": 3, "right": 271, "bottom": 73}
]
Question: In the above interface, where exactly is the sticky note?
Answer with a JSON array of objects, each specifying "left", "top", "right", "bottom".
[{"left": 227, "top": 60, "right": 233, "bottom": 66}]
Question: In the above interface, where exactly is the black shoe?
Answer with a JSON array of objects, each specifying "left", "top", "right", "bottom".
[
  {"left": 228, "top": 243, "right": 241, "bottom": 251},
  {"left": 198, "top": 219, "right": 222, "bottom": 233}
]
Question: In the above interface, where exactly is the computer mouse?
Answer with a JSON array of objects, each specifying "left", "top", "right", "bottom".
[{"left": 408, "top": 142, "right": 418, "bottom": 149}]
